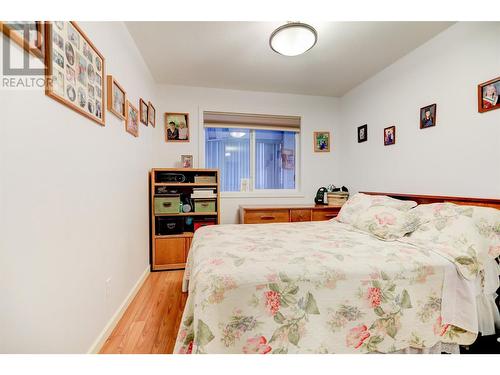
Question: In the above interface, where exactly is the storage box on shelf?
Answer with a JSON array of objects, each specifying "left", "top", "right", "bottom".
[
  {"left": 150, "top": 168, "right": 220, "bottom": 271},
  {"left": 154, "top": 195, "right": 181, "bottom": 214},
  {"left": 326, "top": 192, "right": 349, "bottom": 207}
]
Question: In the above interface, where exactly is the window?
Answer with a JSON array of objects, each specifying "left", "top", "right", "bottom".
[
  {"left": 205, "top": 128, "right": 251, "bottom": 192},
  {"left": 203, "top": 112, "right": 300, "bottom": 193},
  {"left": 255, "top": 130, "right": 296, "bottom": 190}
]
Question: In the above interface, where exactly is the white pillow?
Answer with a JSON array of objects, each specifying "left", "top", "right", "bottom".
[
  {"left": 411, "top": 203, "right": 500, "bottom": 259},
  {"left": 467, "top": 206, "right": 500, "bottom": 259},
  {"left": 353, "top": 206, "right": 421, "bottom": 241},
  {"left": 336, "top": 193, "right": 417, "bottom": 225},
  {"left": 404, "top": 215, "right": 491, "bottom": 280}
]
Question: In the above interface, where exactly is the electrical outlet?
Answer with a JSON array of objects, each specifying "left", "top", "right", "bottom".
[{"left": 105, "top": 277, "right": 112, "bottom": 299}]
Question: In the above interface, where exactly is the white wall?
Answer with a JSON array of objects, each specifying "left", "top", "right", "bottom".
[
  {"left": 152, "top": 85, "right": 341, "bottom": 223},
  {"left": 0, "top": 22, "right": 156, "bottom": 353},
  {"left": 339, "top": 22, "right": 500, "bottom": 198}
]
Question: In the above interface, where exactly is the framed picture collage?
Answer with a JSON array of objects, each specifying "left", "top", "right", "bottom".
[{"left": 45, "top": 21, "right": 105, "bottom": 125}]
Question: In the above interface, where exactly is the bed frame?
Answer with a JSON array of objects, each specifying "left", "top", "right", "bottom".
[{"left": 361, "top": 192, "right": 500, "bottom": 210}]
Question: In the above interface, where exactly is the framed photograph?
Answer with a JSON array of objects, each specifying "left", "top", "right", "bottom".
[
  {"left": 357, "top": 124, "right": 368, "bottom": 143},
  {"left": 107, "top": 75, "right": 126, "bottom": 120},
  {"left": 125, "top": 101, "right": 139, "bottom": 137},
  {"left": 281, "top": 149, "right": 295, "bottom": 170},
  {"left": 384, "top": 126, "right": 396, "bottom": 146},
  {"left": 0, "top": 21, "right": 44, "bottom": 58},
  {"left": 313, "top": 131, "right": 330, "bottom": 152},
  {"left": 420, "top": 104, "right": 437, "bottom": 129},
  {"left": 181, "top": 155, "right": 193, "bottom": 168},
  {"left": 165, "top": 113, "right": 190, "bottom": 142},
  {"left": 478, "top": 76, "right": 500, "bottom": 113},
  {"left": 44, "top": 21, "right": 105, "bottom": 126},
  {"left": 148, "top": 101, "right": 156, "bottom": 127},
  {"left": 139, "top": 98, "right": 148, "bottom": 125}
]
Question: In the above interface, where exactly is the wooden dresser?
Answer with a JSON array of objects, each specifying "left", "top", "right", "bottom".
[{"left": 239, "top": 204, "right": 342, "bottom": 224}]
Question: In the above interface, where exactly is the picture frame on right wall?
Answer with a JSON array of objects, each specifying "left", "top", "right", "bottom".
[
  {"left": 420, "top": 103, "right": 437, "bottom": 129},
  {"left": 384, "top": 126, "right": 396, "bottom": 146},
  {"left": 357, "top": 124, "right": 368, "bottom": 142},
  {"left": 478, "top": 76, "right": 500, "bottom": 113}
]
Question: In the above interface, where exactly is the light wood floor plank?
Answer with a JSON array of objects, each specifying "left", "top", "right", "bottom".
[{"left": 99, "top": 270, "right": 186, "bottom": 354}]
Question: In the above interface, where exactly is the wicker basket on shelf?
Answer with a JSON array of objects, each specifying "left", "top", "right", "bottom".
[{"left": 327, "top": 192, "right": 349, "bottom": 207}]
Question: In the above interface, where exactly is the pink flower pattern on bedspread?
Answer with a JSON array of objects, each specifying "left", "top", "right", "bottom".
[{"left": 174, "top": 221, "right": 478, "bottom": 354}]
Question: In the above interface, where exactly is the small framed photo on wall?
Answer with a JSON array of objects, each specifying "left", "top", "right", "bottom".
[
  {"left": 139, "top": 98, "right": 148, "bottom": 125},
  {"left": 420, "top": 103, "right": 437, "bottom": 129},
  {"left": 107, "top": 75, "right": 126, "bottom": 120},
  {"left": 125, "top": 101, "right": 139, "bottom": 137},
  {"left": 478, "top": 76, "right": 500, "bottom": 113},
  {"left": 165, "top": 113, "right": 189, "bottom": 142},
  {"left": 384, "top": 126, "right": 396, "bottom": 146},
  {"left": 357, "top": 124, "right": 368, "bottom": 143},
  {"left": 313, "top": 131, "right": 330, "bottom": 152},
  {"left": 148, "top": 102, "right": 156, "bottom": 127}
]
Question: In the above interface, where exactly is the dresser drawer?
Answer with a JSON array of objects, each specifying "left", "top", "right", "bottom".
[
  {"left": 312, "top": 209, "right": 339, "bottom": 221},
  {"left": 244, "top": 210, "right": 290, "bottom": 224},
  {"left": 290, "top": 209, "right": 312, "bottom": 222}
]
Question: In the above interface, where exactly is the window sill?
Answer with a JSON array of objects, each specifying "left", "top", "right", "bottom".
[{"left": 221, "top": 192, "right": 305, "bottom": 199}]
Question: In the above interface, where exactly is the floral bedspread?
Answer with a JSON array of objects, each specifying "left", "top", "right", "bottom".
[{"left": 174, "top": 221, "right": 477, "bottom": 354}]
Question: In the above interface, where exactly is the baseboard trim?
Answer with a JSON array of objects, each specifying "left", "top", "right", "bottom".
[{"left": 87, "top": 265, "right": 150, "bottom": 354}]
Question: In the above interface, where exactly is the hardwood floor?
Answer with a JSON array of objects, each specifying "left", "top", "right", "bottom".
[{"left": 99, "top": 270, "right": 187, "bottom": 354}]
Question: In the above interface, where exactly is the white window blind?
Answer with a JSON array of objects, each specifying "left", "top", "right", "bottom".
[{"left": 203, "top": 111, "right": 301, "bottom": 132}]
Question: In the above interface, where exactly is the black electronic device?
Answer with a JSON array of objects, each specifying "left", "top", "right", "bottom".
[
  {"left": 156, "top": 172, "right": 187, "bottom": 183},
  {"left": 314, "top": 187, "right": 328, "bottom": 205}
]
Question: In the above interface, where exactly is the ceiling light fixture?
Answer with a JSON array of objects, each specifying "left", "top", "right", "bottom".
[
  {"left": 230, "top": 131, "right": 246, "bottom": 138},
  {"left": 269, "top": 22, "right": 318, "bottom": 57}
]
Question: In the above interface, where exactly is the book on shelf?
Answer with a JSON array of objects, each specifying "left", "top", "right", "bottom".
[
  {"left": 191, "top": 188, "right": 216, "bottom": 198},
  {"left": 191, "top": 193, "right": 217, "bottom": 199}
]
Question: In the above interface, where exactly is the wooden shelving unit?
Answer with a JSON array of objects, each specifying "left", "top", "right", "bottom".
[{"left": 149, "top": 168, "right": 220, "bottom": 271}]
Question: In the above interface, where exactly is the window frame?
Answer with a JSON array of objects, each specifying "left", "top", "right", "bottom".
[{"left": 199, "top": 109, "right": 302, "bottom": 198}]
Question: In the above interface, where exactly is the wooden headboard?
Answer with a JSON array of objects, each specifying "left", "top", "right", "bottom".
[{"left": 361, "top": 192, "right": 500, "bottom": 210}]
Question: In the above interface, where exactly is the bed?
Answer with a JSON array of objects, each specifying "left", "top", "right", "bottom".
[{"left": 174, "top": 192, "right": 500, "bottom": 354}]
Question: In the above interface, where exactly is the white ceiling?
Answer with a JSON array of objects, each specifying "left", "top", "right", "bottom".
[{"left": 126, "top": 21, "right": 453, "bottom": 97}]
